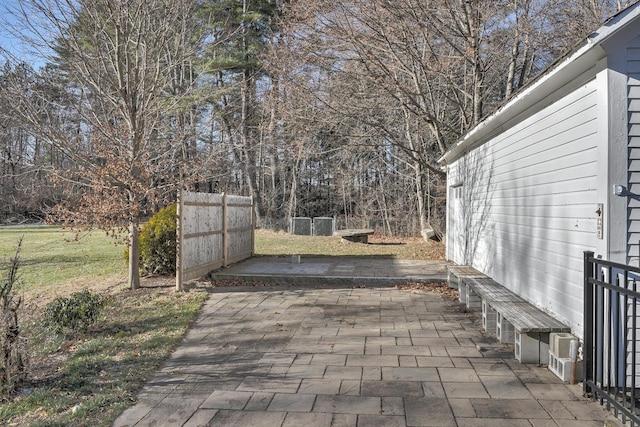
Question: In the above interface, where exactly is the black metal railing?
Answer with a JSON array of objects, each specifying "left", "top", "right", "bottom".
[{"left": 584, "top": 251, "right": 640, "bottom": 426}]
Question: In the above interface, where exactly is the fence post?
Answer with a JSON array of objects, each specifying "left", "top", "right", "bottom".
[
  {"left": 222, "top": 192, "right": 228, "bottom": 268},
  {"left": 583, "top": 250, "right": 595, "bottom": 394},
  {"left": 176, "top": 188, "right": 184, "bottom": 292},
  {"left": 251, "top": 196, "right": 256, "bottom": 257}
]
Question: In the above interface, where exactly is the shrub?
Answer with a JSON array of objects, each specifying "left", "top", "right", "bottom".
[
  {"left": 139, "top": 204, "right": 177, "bottom": 275},
  {"left": 42, "top": 290, "right": 107, "bottom": 335}
]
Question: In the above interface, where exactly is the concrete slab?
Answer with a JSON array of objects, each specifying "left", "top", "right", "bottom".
[
  {"left": 209, "top": 256, "right": 448, "bottom": 286},
  {"left": 313, "top": 394, "right": 381, "bottom": 415},
  {"left": 404, "top": 396, "right": 456, "bottom": 426},
  {"left": 360, "top": 380, "right": 424, "bottom": 397},
  {"left": 282, "top": 412, "right": 333, "bottom": 427},
  {"left": 470, "top": 398, "right": 548, "bottom": 419},
  {"left": 267, "top": 393, "right": 316, "bottom": 412},
  {"left": 357, "top": 414, "right": 407, "bottom": 427}
]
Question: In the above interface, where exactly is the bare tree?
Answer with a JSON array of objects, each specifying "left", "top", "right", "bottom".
[
  {"left": 3, "top": 0, "right": 204, "bottom": 289},
  {"left": 270, "top": 0, "right": 495, "bottom": 234},
  {"left": 267, "top": 0, "right": 625, "bottom": 236},
  {"left": 0, "top": 0, "right": 628, "bottom": 240}
]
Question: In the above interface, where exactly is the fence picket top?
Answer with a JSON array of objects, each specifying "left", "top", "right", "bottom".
[
  {"left": 184, "top": 192, "right": 223, "bottom": 205},
  {"left": 225, "top": 195, "right": 252, "bottom": 205}
]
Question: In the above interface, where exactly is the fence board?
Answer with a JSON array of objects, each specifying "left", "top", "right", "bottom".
[
  {"left": 176, "top": 191, "right": 254, "bottom": 290},
  {"left": 226, "top": 195, "right": 253, "bottom": 263}
]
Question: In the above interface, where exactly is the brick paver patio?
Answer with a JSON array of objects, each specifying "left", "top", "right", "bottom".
[{"left": 114, "top": 285, "right": 622, "bottom": 426}]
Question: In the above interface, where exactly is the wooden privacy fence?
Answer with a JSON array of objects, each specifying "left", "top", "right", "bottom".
[{"left": 176, "top": 190, "right": 255, "bottom": 290}]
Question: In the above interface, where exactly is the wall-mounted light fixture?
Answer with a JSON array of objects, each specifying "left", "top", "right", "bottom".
[{"left": 613, "top": 184, "right": 626, "bottom": 196}]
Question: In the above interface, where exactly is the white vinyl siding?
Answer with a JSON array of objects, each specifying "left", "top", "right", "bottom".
[
  {"left": 448, "top": 79, "right": 600, "bottom": 333},
  {"left": 628, "top": 37, "right": 640, "bottom": 264}
]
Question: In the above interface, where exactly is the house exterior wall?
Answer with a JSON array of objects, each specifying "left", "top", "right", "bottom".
[
  {"left": 627, "top": 36, "right": 640, "bottom": 265},
  {"left": 446, "top": 77, "right": 602, "bottom": 336}
]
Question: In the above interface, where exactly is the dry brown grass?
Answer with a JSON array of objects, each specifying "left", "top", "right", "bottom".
[{"left": 255, "top": 229, "right": 445, "bottom": 260}]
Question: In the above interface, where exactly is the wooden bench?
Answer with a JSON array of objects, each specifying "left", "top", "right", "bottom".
[
  {"left": 447, "top": 265, "right": 487, "bottom": 303},
  {"left": 333, "top": 229, "right": 374, "bottom": 243},
  {"left": 447, "top": 264, "right": 570, "bottom": 365}
]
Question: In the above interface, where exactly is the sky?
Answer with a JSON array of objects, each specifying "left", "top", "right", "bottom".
[{"left": 0, "top": 0, "right": 49, "bottom": 69}]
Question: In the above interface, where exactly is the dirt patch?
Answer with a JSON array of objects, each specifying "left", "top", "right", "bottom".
[
  {"left": 395, "top": 281, "right": 459, "bottom": 299},
  {"left": 208, "top": 278, "right": 459, "bottom": 302}
]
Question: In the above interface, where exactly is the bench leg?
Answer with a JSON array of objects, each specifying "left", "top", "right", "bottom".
[
  {"left": 515, "top": 332, "right": 550, "bottom": 364},
  {"left": 482, "top": 300, "right": 497, "bottom": 332},
  {"left": 447, "top": 271, "right": 459, "bottom": 289},
  {"left": 457, "top": 280, "right": 466, "bottom": 303},
  {"left": 496, "top": 313, "right": 515, "bottom": 344},
  {"left": 466, "top": 285, "right": 482, "bottom": 311}
]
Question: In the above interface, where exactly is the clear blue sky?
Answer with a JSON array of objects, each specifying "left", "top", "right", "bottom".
[{"left": 0, "top": 0, "right": 48, "bottom": 69}]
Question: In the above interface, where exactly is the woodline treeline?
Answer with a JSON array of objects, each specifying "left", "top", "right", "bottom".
[{"left": 0, "top": 0, "right": 632, "bottom": 285}]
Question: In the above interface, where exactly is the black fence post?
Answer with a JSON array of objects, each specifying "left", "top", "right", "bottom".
[{"left": 584, "top": 250, "right": 594, "bottom": 395}]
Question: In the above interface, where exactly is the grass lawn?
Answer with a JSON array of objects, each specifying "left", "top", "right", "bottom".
[
  {"left": 0, "top": 226, "right": 443, "bottom": 426},
  {"left": 255, "top": 229, "right": 444, "bottom": 260},
  {"left": 0, "top": 226, "right": 124, "bottom": 297},
  {"left": 0, "top": 226, "right": 209, "bottom": 427}
]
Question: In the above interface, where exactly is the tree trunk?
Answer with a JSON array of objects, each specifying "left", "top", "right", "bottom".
[
  {"left": 414, "top": 161, "right": 428, "bottom": 232},
  {"left": 239, "top": 0, "right": 264, "bottom": 226},
  {"left": 128, "top": 220, "right": 140, "bottom": 290},
  {"left": 240, "top": 68, "right": 265, "bottom": 226},
  {"left": 505, "top": 8, "right": 520, "bottom": 99}
]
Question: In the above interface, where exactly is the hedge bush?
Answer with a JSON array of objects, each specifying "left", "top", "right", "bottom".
[
  {"left": 42, "top": 290, "right": 107, "bottom": 334},
  {"left": 139, "top": 204, "right": 177, "bottom": 275}
]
